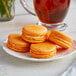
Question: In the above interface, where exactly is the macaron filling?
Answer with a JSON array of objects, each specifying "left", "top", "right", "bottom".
[{"left": 23, "top": 34, "right": 45, "bottom": 38}]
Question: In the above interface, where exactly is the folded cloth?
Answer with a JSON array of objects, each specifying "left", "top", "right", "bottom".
[{"left": 61, "top": 60, "right": 76, "bottom": 76}]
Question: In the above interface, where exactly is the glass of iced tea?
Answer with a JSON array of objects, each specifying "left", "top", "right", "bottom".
[{"left": 20, "top": 0, "right": 70, "bottom": 30}]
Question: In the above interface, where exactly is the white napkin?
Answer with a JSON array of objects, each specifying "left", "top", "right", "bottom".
[{"left": 61, "top": 60, "right": 76, "bottom": 76}]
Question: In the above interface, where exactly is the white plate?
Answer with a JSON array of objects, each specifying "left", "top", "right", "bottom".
[{"left": 3, "top": 41, "right": 76, "bottom": 62}]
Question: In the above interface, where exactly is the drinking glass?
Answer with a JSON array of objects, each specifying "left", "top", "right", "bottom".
[
  {"left": 20, "top": 0, "right": 70, "bottom": 30},
  {"left": 0, "top": 0, "right": 15, "bottom": 21}
]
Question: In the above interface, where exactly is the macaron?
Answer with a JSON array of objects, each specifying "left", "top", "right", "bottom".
[
  {"left": 49, "top": 30, "right": 73, "bottom": 49},
  {"left": 22, "top": 25, "right": 47, "bottom": 43},
  {"left": 46, "top": 31, "right": 51, "bottom": 40},
  {"left": 30, "top": 42, "right": 56, "bottom": 58},
  {"left": 7, "top": 34, "right": 30, "bottom": 52}
]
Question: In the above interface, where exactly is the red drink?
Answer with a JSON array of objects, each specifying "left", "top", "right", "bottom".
[{"left": 33, "top": 0, "right": 70, "bottom": 24}]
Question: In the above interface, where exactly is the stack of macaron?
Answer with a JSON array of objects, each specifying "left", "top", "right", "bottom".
[{"left": 7, "top": 25, "right": 73, "bottom": 59}]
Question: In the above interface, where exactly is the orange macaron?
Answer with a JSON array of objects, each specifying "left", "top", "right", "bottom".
[
  {"left": 49, "top": 30, "right": 73, "bottom": 49},
  {"left": 46, "top": 31, "right": 51, "bottom": 40},
  {"left": 30, "top": 42, "right": 56, "bottom": 58},
  {"left": 22, "top": 25, "right": 47, "bottom": 43},
  {"left": 7, "top": 34, "right": 30, "bottom": 52}
]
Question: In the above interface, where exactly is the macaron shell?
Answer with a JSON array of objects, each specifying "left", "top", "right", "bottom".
[
  {"left": 7, "top": 40, "right": 29, "bottom": 48},
  {"left": 30, "top": 46, "right": 56, "bottom": 55},
  {"left": 8, "top": 34, "right": 30, "bottom": 47},
  {"left": 7, "top": 42, "right": 29, "bottom": 52},
  {"left": 22, "top": 25, "right": 47, "bottom": 36},
  {"left": 30, "top": 50, "right": 56, "bottom": 58},
  {"left": 31, "top": 42, "right": 56, "bottom": 52}
]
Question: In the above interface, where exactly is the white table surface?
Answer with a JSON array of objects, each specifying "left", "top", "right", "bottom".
[{"left": 0, "top": 0, "right": 76, "bottom": 76}]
